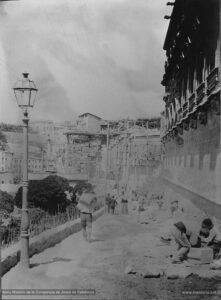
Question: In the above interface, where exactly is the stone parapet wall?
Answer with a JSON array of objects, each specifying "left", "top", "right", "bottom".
[
  {"left": 163, "top": 106, "right": 221, "bottom": 207},
  {"left": 163, "top": 178, "right": 221, "bottom": 231},
  {"left": 1, "top": 208, "right": 104, "bottom": 276}
]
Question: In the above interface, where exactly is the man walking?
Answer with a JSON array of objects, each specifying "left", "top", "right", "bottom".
[
  {"left": 109, "top": 195, "right": 118, "bottom": 215},
  {"left": 77, "top": 190, "right": 96, "bottom": 243},
  {"left": 105, "top": 193, "right": 111, "bottom": 214}
]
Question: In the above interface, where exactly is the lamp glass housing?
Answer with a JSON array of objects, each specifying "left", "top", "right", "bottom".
[{"left": 13, "top": 73, "right": 38, "bottom": 108}]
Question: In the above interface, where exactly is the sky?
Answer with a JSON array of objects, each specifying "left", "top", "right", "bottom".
[{"left": 0, "top": 0, "right": 172, "bottom": 123}]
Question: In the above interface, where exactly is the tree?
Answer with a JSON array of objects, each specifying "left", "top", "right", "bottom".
[
  {"left": 0, "top": 131, "right": 7, "bottom": 143},
  {"left": 14, "top": 175, "right": 70, "bottom": 214},
  {"left": 72, "top": 182, "right": 93, "bottom": 195},
  {"left": 0, "top": 190, "right": 14, "bottom": 214}
]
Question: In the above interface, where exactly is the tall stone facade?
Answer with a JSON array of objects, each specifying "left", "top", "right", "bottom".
[{"left": 161, "top": 0, "right": 221, "bottom": 218}]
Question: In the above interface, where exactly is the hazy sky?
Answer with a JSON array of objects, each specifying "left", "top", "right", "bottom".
[{"left": 0, "top": 0, "right": 171, "bottom": 123}]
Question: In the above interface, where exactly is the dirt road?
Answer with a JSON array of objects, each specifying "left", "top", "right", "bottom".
[{"left": 2, "top": 212, "right": 221, "bottom": 300}]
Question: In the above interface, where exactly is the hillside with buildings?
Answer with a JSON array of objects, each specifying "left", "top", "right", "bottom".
[{"left": 0, "top": 113, "right": 162, "bottom": 196}]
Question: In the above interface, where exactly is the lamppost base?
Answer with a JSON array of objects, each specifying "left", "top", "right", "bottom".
[
  {"left": 19, "top": 260, "right": 29, "bottom": 270},
  {"left": 20, "top": 234, "right": 29, "bottom": 268}
]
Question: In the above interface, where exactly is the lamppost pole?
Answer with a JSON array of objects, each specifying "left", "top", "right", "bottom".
[
  {"left": 105, "top": 120, "right": 109, "bottom": 195},
  {"left": 13, "top": 73, "right": 38, "bottom": 269},
  {"left": 21, "top": 110, "right": 29, "bottom": 268}
]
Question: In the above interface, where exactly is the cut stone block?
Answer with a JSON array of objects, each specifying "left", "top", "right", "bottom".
[
  {"left": 141, "top": 265, "right": 163, "bottom": 278},
  {"left": 200, "top": 248, "right": 213, "bottom": 264},
  {"left": 188, "top": 248, "right": 213, "bottom": 264},
  {"left": 124, "top": 265, "right": 136, "bottom": 274},
  {"left": 143, "top": 271, "right": 161, "bottom": 278},
  {"left": 188, "top": 248, "right": 201, "bottom": 260},
  {"left": 165, "top": 266, "right": 193, "bottom": 279},
  {"left": 167, "top": 274, "right": 179, "bottom": 280}
]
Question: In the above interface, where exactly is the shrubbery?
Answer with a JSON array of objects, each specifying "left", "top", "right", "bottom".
[
  {"left": 72, "top": 181, "right": 93, "bottom": 194},
  {"left": 13, "top": 176, "right": 95, "bottom": 215},
  {"left": 0, "top": 190, "right": 14, "bottom": 214},
  {"left": 14, "top": 175, "right": 71, "bottom": 214},
  {"left": 1, "top": 177, "right": 102, "bottom": 246}
]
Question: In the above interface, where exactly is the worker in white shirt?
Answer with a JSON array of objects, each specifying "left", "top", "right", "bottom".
[
  {"left": 77, "top": 190, "right": 97, "bottom": 243},
  {"left": 199, "top": 218, "right": 221, "bottom": 259}
]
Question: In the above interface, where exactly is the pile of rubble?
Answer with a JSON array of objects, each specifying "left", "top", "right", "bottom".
[{"left": 125, "top": 259, "right": 221, "bottom": 280}]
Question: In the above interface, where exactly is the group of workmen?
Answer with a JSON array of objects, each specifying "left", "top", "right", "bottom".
[
  {"left": 104, "top": 186, "right": 151, "bottom": 217},
  {"left": 105, "top": 193, "right": 118, "bottom": 215},
  {"left": 75, "top": 185, "right": 221, "bottom": 263},
  {"left": 105, "top": 187, "right": 221, "bottom": 263},
  {"left": 171, "top": 218, "right": 221, "bottom": 263},
  {"left": 167, "top": 199, "right": 221, "bottom": 263},
  {"left": 105, "top": 190, "right": 130, "bottom": 215}
]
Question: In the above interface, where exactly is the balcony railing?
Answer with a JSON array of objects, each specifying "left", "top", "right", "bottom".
[
  {"left": 164, "top": 68, "right": 220, "bottom": 138},
  {"left": 177, "top": 108, "right": 183, "bottom": 122},
  {"left": 207, "top": 67, "right": 219, "bottom": 95},
  {"left": 182, "top": 102, "right": 188, "bottom": 118},
  {"left": 167, "top": 121, "right": 172, "bottom": 131},
  {"left": 188, "top": 93, "right": 196, "bottom": 112},
  {"left": 196, "top": 82, "right": 206, "bottom": 105},
  {"left": 173, "top": 114, "right": 177, "bottom": 127}
]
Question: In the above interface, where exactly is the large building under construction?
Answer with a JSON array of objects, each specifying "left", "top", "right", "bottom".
[{"left": 161, "top": 0, "right": 221, "bottom": 218}]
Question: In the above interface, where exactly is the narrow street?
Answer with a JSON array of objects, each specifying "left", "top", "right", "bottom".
[
  {"left": 0, "top": 0, "right": 221, "bottom": 299},
  {"left": 2, "top": 209, "right": 221, "bottom": 300}
]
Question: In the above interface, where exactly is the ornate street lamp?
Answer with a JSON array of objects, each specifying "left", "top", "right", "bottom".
[
  {"left": 105, "top": 121, "right": 110, "bottom": 196},
  {"left": 13, "top": 73, "right": 38, "bottom": 268}
]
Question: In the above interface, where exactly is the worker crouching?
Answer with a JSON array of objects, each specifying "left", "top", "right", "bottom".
[{"left": 170, "top": 222, "right": 191, "bottom": 263}]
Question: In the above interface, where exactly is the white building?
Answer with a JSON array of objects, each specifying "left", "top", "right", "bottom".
[
  {"left": 0, "top": 150, "right": 13, "bottom": 173},
  {"left": 0, "top": 150, "right": 14, "bottom": 184},
  {"left": 77, "top": 113, "right": 102, "bottom": 133},
  {"left": 30, "top": 120, "right": 76, "bottom": 143},
  {"left": 30, "top": 120, "right": 55, "bottom": 138}
]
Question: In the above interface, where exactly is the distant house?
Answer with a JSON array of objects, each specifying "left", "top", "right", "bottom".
[
  {"left": 0, "top": 150, "right": 14, "bottom": 184},
  {"left": 0, "top": 150, "right": 13, "bottom": 173},
  {"left": 30, "top": 120, "right": 55, "bottom": 138},
  {"left": 77, "top": 113, "right": 102, "bottom": 133}
]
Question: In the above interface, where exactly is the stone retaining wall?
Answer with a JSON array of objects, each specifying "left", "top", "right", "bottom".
[
  {"left": 1, "top": 208, "right": 104, "bottom": 276},
  {"left": 163, "top": 107, "right": 221, "bottom": 209},
  {"left": 162, "top": 179, "right": 221, "bottom": 235}
]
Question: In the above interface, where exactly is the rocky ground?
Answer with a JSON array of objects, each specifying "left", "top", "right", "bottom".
[{"left": 2, "top": 204, "right": 221, "bottom": 300}]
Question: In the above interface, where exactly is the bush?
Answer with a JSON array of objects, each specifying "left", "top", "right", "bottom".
[
  {"left": 0, "top": 190, "right": 14, "bottom": 214},
  {"left": 29, "top": 207, "right": 46, "bottom": 223},
  {"left": 14, "top": 175, "right": 70, "bottom": 214},
  {"left": 72, "top": 182, "right": 93, "bottom": 195}
]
